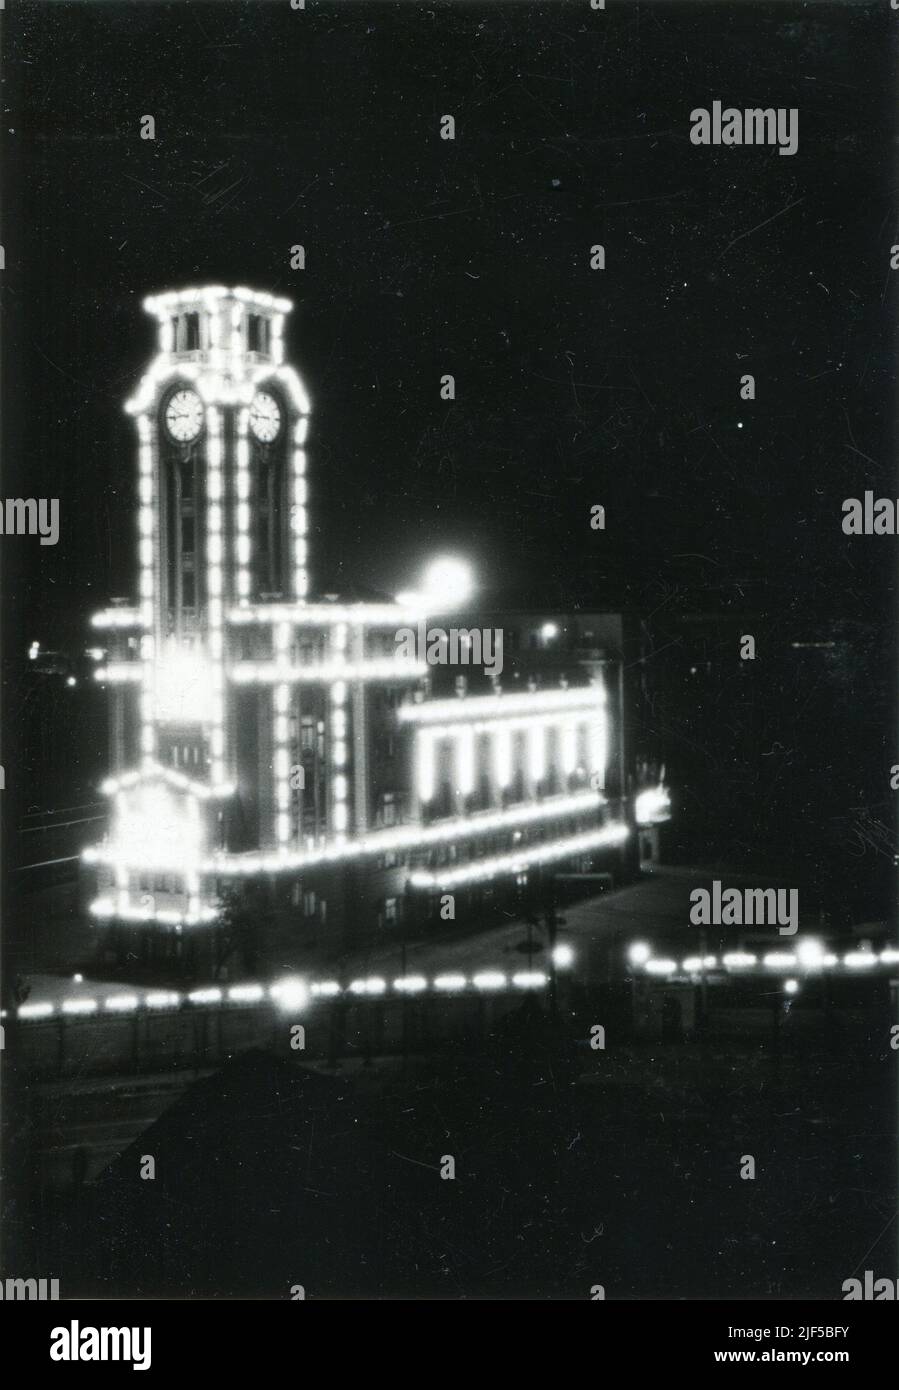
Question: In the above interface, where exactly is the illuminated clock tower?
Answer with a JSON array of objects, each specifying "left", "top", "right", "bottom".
[
  {"left": 123, "top": 286, "right": 311, "bottom": 785},
  {"left": 86, "top": 284, "right": 626, "bottom": 964}
]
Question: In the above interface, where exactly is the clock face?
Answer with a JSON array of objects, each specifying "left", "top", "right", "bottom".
[
  {"left": 165, "top": 389, "right": 204, "bottom": 444},
  {"left": 249, "top": 391, "right": 282, "bottom": 443}
]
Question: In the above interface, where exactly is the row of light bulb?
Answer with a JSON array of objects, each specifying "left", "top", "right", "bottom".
[
  {"left": 628, "top": 940, "right": 899, "bottom": 975},
  {"left": 85, "top": 789, "right": 615, "bottom": 880},
  {"left": 13, "top": 950, "right": 577, "bottom": 1022}
]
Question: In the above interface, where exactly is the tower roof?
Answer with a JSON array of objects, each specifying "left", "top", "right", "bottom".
[{"left": 143, "top": 285, "right": 293, "bottom": 318}]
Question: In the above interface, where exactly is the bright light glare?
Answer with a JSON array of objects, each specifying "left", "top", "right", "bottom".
[
  {"left": 628, "top": 941, "right": 651, "bottom": 966},
  {"left": 722, "top": 952, "right": 756, "bottom": 969},
  {"left": 154, "top": 642, "right": 213, "bottom": 723},
  {"left": 422, "top": 556, "right": 473, "bottom": 608},
  {"left": 635, "top": 785, "right": 671, "bottom": 826},
  {"left": 269, "top": 977, "right": 309, "bottom": 1011},
  {"left": 188, "top": 987, "right": 222, "bottom": 1005},
  {"left": 844, "top": 951, "right": 877, "bottom": 969},
  {"left": 105, "top": 994, "right": 139, "bottom": 1012},
  {"left": 19, "top": 1002, "right": 54, "bottom": 1020},
  {"left": 348, "top": 977, "right": 387, "bottom": 996},
  {"left": 310, "top": 980, "right": 341, "bottom": 997},
  {"left": 111, "top": 782, "right": 203, "bottom": 870},
  {"left": 145, "top": 991, "right": 181, "bottom": 1009},
  {"left": 393, "top": 975, "right": 428, "bottom": 994},
  {"left": 796, "top": 937, "right": 825, "bottom": 968},
  {"left": 512, "top": 971, "right": 547, "bottom": 989},
  {"left": 228, "top": 984, "right": 265, "bottom": 1004},
  {"left": 473, "top": 971, "right": 507, "bottom": 990},
  {"left": 552, "top": 943, "right": 575, "bottom": 968}
]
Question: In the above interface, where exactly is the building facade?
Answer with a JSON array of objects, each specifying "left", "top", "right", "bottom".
[{"left": 84, "top": 287, "right": 665, "bottom": 974}]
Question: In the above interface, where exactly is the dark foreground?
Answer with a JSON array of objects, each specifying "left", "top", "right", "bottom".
[{"left": 4, "top": 989, "right": 894, "bottom": 1301}]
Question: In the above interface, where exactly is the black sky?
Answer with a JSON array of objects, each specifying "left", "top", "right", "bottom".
[{"left": 2, "top": 0, "right": 896, "bottom": 649}]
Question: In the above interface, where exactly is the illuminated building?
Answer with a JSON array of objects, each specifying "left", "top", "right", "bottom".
[{"left": 84, "top": 287, "right": 663, "bottom": 972}]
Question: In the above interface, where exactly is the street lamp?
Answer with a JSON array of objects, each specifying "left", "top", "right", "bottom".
[
  {"left": 396, "top": 555, "right": 475, "bottom": 613},
  {"left": 423, "top": 555, "right": 474, "bottom": 610}
]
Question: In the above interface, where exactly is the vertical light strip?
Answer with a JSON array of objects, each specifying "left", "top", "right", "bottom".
[
  {"left": 137, "top": 413, "right": 156, "bottom": 767},
  {"left": 114, "top": 791, "right": 129, "bottom": 914},
  {"left": 206, "top": 297, "right": 223, "bottom": 371},
  {"left": 417, "top": 730, "right": 435, "bottom": 803},
  {"left": 274, "top": 688, "right": 291, "bottom": 847},
  {"left": 273, "top": 622, "right": 291, "bottom": 847},
  {"left": 457, "top": 727, "right": 475, "bottom": 796},
  {"left": 528, "top": 724, "right": 545, "bottom": 783},
  {"left": 331, "top": 623, "right": 348, "bottom": 835},
  {"left": 589, "top": 683, "right": 608, "bottom": 790},
  {"left": 561, "top": 722, "right": 577, "bottom": 776},
  {"left": 206, "top": 406, "right": 226, "bottom": 785},
  {"left": 230, "top": 299, "right": 243, "bottom": 386},
  {"left": 186, "top": 797, "right": 201, "bottom": 918},
  {"left": 271, "top": 313, "right": 285, "bottom": 366},
  {"left": 495, "top": 726, "right": 512, "bottom": 789},
  {"left": 292, "top": 416, "right": 309, "bottom": 600},
  {"left": 235, "top": 407, "right": 251, "bottom": 601}
]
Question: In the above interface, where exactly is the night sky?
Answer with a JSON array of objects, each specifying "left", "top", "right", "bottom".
[
  {"left": 1, "top": 0, "right": 896, "bottom": 858},
  {"left": 3, "top": 0, "right": 895, "bottom": 638}
]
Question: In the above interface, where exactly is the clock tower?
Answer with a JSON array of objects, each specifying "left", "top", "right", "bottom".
[
  {"left": 123, "top": 285, "right": 311, "bottom": 784},
  {"left": 85, "top": 284, "right": 627, "bottom": 963}
]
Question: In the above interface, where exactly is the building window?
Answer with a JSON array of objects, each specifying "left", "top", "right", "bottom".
[
  {"left": 291, "top": 882, "right": 302, "bottom": 907},
  {"left": 382, "top": 793, "right": 396, "bottom": 827},
  {"left": 247, "top": 314, "right": 270, "bottom": 354},
  {"left": 384, "top": 897, "right": 398, "bottom": 924},
  {"left": 176, "top": 312, "right": 201, "bottom": 352},
  {"left": 303, "top": 890, "right": 316, "bottom": 918}
]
